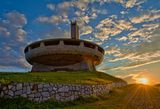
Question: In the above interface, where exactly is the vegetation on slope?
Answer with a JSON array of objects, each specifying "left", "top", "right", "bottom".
[
  {"left": 0, "top": 94, "right": 107, "bottom": 109},
  {"left": 0, "top": 71, "right": 124, "bottom": 84},
  {"left": 64, "top": 84, "right": 160, "bottom": 109},
  {"left": 1, "top": 84, "right": 160, "bottom": 109}
]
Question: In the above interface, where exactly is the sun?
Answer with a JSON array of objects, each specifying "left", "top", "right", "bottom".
[{"left": 137, "top": 77, "right": 149, "bottom": 85}]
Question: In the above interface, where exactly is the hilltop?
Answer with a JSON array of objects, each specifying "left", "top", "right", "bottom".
[{"left": 0, "top": 71, "right": 125, "bottom": 85}]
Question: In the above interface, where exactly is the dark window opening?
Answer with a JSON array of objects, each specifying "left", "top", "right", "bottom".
[
  {"left": 44, "top": 40, "right": 59, "bottom": 46},
  {"left": 98, "top": 47, "right": 104, "bottom": 54},
  {"left": 84, "top": 42, "right": 95, "bottom": 49},
  {"left": 63, "top": 40, "right": 80, "bottom": 46},
  {"left": 30, "top": 43, "right": 40, "bottom": 49}
]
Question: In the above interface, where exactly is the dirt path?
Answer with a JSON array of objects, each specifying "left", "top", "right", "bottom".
[{"left": 121, "top": 85, "right": 160, "bottom": 109}]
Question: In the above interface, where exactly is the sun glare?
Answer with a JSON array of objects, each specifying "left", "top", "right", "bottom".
[{"left": 137, "top": 77, "right": 149, "bottom": 85}]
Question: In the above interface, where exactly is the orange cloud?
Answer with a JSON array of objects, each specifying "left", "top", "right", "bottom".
[{"left": 117, "top": 71, "right": 159, "bottom": 85}]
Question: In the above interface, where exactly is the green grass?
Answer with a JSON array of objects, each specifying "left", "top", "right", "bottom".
[
  {"left": 0, "top": 94, "right": 106, "bottom": 109},
  {"left": 0, "top": 71, "right": 124, "bottom": 85},
  {"left": 1, "top": 84, "right": 160, "bottom": 109},
  {"left": 64, "top": 84, "right": 160, "bottom": 109}
]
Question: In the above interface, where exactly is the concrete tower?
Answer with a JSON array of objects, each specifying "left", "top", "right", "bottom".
[{"left": 71, "top": 20, "right": 79, "bottom": 40}]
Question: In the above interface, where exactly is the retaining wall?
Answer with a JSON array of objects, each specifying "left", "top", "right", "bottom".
[{"left": 0, "top": 82, "right": 127, "bottom": 102}]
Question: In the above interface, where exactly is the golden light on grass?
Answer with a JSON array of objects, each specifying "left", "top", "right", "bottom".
[{"left": 137, "top": 77, "right": 149, "bottom": 85}]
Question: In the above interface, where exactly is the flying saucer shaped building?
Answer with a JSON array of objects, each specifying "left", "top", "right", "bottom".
[{"left": 24, "top": 21, "right": 104, "bottom": 72}]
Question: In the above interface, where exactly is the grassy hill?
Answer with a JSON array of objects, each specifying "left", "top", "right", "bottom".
[
  {"left": 63, "top": 84, "right": 160, "bottom": 109},
  {"left": 1, "top": 84, "right": 160, "bottom": 109},
  {"left": 0, "top": 71, "right": 124, "bottom": 85}
]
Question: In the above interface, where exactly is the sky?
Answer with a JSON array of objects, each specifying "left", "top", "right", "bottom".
[{"left": 0, "top": 0, "right": 160, "bottom": 84}]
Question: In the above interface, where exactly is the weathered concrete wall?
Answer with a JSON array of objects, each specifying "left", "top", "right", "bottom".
[
  {"left": 32, "top": 60, "right": 91, "bottom": 72},
  {"left": 0, "top": 82, "right": 127, "bottom": 102}
]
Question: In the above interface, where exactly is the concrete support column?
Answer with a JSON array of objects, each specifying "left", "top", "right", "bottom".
[
  {"left": 87, "top": 60, "right": 96, "bottom": 71},
  {"left": 59, "top": 40, "right": 64, "bottom": 46},
  {"left": 40, "top": 42, "right": 45, "bottom": 47},
  {"left": 95, "top": 46, "right": 98, "bottom": 51},
  {"left": 80, "top": 42, "right": 84, "bottom": 47}
]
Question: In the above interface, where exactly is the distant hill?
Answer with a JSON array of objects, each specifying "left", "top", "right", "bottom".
[{"left": 155, "top": 84, "right": 160, "bottom": 87}]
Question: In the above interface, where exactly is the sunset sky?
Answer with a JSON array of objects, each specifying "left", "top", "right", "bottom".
[{"left": 0, "top": 0, "right": 160, "bottom": 84}]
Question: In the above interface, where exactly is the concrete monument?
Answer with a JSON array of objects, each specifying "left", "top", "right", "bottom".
[{"left": 24, "top": 21, "right": 104, "bottom": 72}]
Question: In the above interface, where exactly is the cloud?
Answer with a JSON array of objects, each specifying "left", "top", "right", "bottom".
[
  {"left": 57, "top": 1, "right": 89, "bottom": 21},
  {"left": 104, "top": 46, "right": 135, "bottom": 63},
  {"left": 119, "top": 59, "right": 160, "bottom": 70},
  {"left": 106, "top": 46, "right": 160, "bottom": 68},
  {"left": 127, "top": 23, "right": 160, "bottom": 43},
  {"left": 38, "top": 1, "right": 98, "bottom": 39},
  {"left": 0, "top": 11, "right": 29, "bottom": 71},
  {"left": 128, "top": 28, "right": 152, "bottom": 43},
  {"left": 40, "top": 1, "right": 110, "bottom": 26},
  {"left": 0, "top": 11, "right": 27, "bottom": 42},
  {"left": 91, "top": 7, "right": 107, "bottom": 15},
  {"left": 71, "top": 1, "right": 89, "bottom": 11},
  {"left": 115, "top": 20, "right": 133, "bottom": 30},
  {"left": 38, "top": 1, "right": 89, "bottom": 25},
  {"left": 43, "top": 27, "right": 70, "bottom": 39},
  {"left": 120, "top": 11, "right": 128, "bottom": 15},
  {"left": 106, "top": 50, "right": 160, "bottom": 71},
  {"left": 96, "top": 17, "right": 113, "bottom": 29},
  {"left": 96, "top": 18, "right": 133, "bottom": 31},
  {"left": 117, "top": 71, "right": 159, "bottom": 84},
  {"left": 142, "top": 23, "right": 160, "bottom": 30},
  {"left": 129, "top": 51, "right": 160, "bottom": 63},
  {"left": 109, "top": 53, "right": 135, "bottom": 62},
  {"left": 0, "top": 27, "right": 10, "bottom": 36},
  {"left": 113, "top": 0, "right": 145, "bottom": 9},
  {"left": 38, "top": 1, "right": 86, "bottom": 25},
  {"left": 96, "top": 20, "right": 121, "bottom": 40},
  {"left": 6, "top": 11, "right": 27, "bottom": 27},
  {"left": 131, "top": 14, "right": 150, "bottom": 24},
  {"left": 57, "top": 1, "right": 72, "bottom": 10},
  {"left": 37, "top": 15, "right": 69, "bottom": 24},
  {"left": 95, "top": 17, "right": 133, "bottom": 40},
  {"left": 101, "top": 28, "right": 160, "bottom": 70},
  {"left": 18, "top": 56, "right": 31, "bottom": 68},
  {"left": 16, "top": 28, "right": 27, "bottom": 42},
  {"left": 125, "top": 0, "right": 137, "bottom": 8},
  {"left": 130, "top": 10, "right": 160, "bottom": 24},
  {"left": 0, "top": 54, "right": 31, "bottom": 70},
  {"left": 82, "top": 15, "right": 90, "bottom": 23},
  {"left": 116, "top": 36, "right": 128, "bottom": 41},
  {"left": 124, "top": 0, "right": 144, "bottom": 8},
  {"left": 80, "top": 25, "right": 93, "bottom": 35},
  {"left": 47, "top": 3, "right": 56, "bottom": 11},
  {"left": 105, "top": 46, "right": 121, "bottom": 56},
  {"left": 95, "top": 8, "right": 160, "bottom": 72}
]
